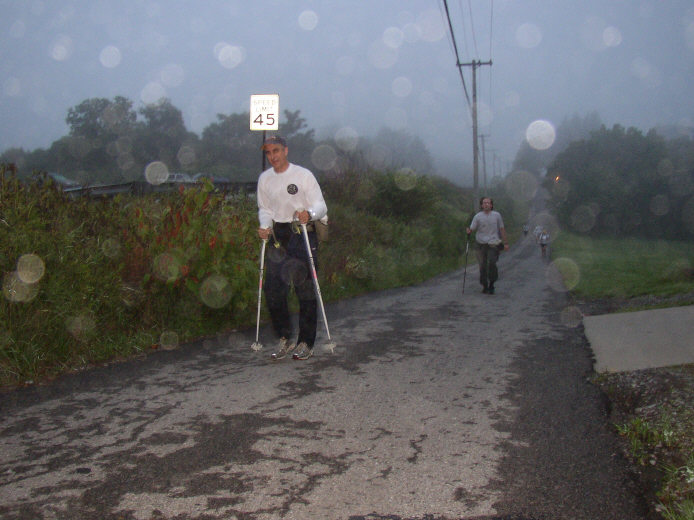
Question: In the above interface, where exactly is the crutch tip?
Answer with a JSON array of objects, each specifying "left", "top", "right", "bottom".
[{"left": 250, "top": 342, "right": 263, "bottom": 352}]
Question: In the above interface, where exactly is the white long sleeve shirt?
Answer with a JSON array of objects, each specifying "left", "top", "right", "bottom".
[{"left": 257, "top": 163, "right": 328, "bottom": 228}]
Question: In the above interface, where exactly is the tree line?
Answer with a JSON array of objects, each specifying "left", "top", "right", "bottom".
[
  {"left": 0, "top": 96, "right": 434, "bottom": 187},
  {"left": 507, "top": 111, "right": 694, "bottom": 240},
  {"left": 545, "top": 124, "right": 694, "bottom": 240}
]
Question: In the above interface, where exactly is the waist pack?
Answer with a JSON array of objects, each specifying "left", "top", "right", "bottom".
[{"left": 315, "top": 218, "right": 329, "bottom": 242}]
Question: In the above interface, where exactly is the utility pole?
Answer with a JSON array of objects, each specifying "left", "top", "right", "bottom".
[
  {"left": 459, "top": 60, "right": 492, "bottom": 211},
  {"left": 480, "top": 134, "right": 489, "bottom": 194}
]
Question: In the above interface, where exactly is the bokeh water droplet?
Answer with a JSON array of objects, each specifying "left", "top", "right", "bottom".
[
  {"left": 657, "top": 158, "right": 674, "bottom": 177},
  {"left": 159, "top": 330, "right": 179, "bottom": 350},
  {"left": 141, "top": 81, "right": 167, "bottom": 104},
  {"left": 560, "top": 306, "right": 583, "bottom": 328},
  {"left": 417, "top": 9, "right": 445, "bottom": 42},
  {"left": 312, "top": 144, "right": 337, "bottom": 171},
  {"left": 49, "top": 34, "right": 74, "bottom": 61},
  {"left": 526, "top": 120, "right": 556, "bottom": 150},
  {"left": 214, "top": 42, "right": 245, "bottom": 69},
  {"left": 199, "top": 274, "right": 232, "bottom": 309},
  {"left": 99, "top": 45, "right": 122, "bottom": 68},
  {"left": 402, "top": 22, "right": 421, "bottom": 43},
  {"left": 177, "top": 145, "right": 196, "bottom": 167},
  {"left": 603, "top": 26, "right": 622, "bottom": 47},
  {"left": 17, "top": 254, "right": 45, "bottom": 284},
  {"left": 650, "top": 194, "right": 670, "bottom": 216},
  {"left": 101, "top": 238, "right": 121, "bottom": 259},
  {"left": 546, "top": 257, "right": 580, "bottom": 292},
  {"left": 153, "top": 251, "right": 184, "bottom": 282},
  {"left": 3, "top": 271, "right": 39, "bottom": 303},
  {"left": 392, "top": 76, "right": 413, "bottom": 98},
  {"left": 570, "top": 205, "right": 597, "bottom": 233},
  {"left": 394, "top": 168, "right": 417, "bottom": 191},
  {"left": 383, "top": 27, "right": 404, "bottom": 49},
  {"left": 298, "top": 10, "right": 319, "bottom": 31},
  {"left": 516, "top": 23, "right": 542, "bottom": 48},
  {"left": 66, "top": 314, "right": 96, "bottom": 341},
  {"left": 145, "top": 161, "right": 169, "bottom": 185}
]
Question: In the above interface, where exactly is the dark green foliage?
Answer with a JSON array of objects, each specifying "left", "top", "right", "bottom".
[
  {"left": 0, "top": 166, "right": 259, "bottom": 386},
  {"left": 546, "top": 124, "right": 694, "bottom": 239},
  {"left": 0, "top": 162, "right": 475, "bottom": 387}
]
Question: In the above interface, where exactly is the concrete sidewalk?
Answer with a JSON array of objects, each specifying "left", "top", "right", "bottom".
[{"left": 583, "top": 305, "right": 694, "bottom": 373}]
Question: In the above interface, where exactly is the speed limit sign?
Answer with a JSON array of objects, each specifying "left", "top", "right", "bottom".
[{"left": 250, "top": 94, "right": 279, "bottom": 131}]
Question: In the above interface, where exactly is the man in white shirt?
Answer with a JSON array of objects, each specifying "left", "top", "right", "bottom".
[
  {"left": 466, "top": 197, "right": 509, "bottom": 294},
  {"left": 257, "top": 135, "right": 328, "bottom": 360}
]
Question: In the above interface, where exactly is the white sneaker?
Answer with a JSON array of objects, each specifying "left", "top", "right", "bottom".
[
  {"left": 271, "top": 338, "right": 295, "bottom": 360},
  {"left": 292, "top": 342, "right": 313, "bottom": 360}
]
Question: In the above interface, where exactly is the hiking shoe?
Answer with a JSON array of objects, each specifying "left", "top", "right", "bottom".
[
  {"left": 292, "top": 342, "right": 313, "bottom": 360},
  {"left": 271, "top": 338, "right": 295, "bottom": 360},
  {"left": 488, "top": 285, "right": 495, "bottom": 294}
]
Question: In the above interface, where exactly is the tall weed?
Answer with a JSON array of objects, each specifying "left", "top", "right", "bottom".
[{"left": 1, "top": 165, "right": 477, "bottom": 387}]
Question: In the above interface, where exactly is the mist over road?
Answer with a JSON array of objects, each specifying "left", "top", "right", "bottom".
[{"left": 0, "top": 234, "right": 648, "bottom": 519}]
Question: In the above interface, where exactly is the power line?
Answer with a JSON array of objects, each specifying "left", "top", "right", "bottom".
[
  {"left": 442, "top": 0, "right": 471, "bottom": 109},
  {"left": 467, "top": 0, "right": 479, "bottom": 58}
]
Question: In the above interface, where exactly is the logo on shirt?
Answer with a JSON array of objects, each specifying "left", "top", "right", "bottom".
[{"left": 287, "top": 184, "right": 298, "bottom": 195}]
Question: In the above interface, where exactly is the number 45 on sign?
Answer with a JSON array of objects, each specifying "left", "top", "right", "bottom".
[{"left": 250, "top": 94, "right": 280, "bottom": 131}]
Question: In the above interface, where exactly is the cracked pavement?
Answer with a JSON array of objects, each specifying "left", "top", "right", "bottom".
[{"left": 0, "top": 231, "right": 650, "bottom": 519}]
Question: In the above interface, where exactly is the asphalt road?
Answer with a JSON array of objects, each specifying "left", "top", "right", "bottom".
[{"left": 0, "top": 232, "right": 651, "bottom": 520}]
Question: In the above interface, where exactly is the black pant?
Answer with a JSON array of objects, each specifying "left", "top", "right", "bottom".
[
  {"left": 264, "top": 223, "right": 318, "bottom": 347},
  {"left": 475, "top": 243, "right": 500, "bottom": 288}
]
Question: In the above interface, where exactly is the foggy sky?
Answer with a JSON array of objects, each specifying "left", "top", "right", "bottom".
[{"left": 2, "top": 0, "right": 693, "bottom": 179}]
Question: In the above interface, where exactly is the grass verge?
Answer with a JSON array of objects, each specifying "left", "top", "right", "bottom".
[
  {"left": 553, "top": 232, "right": 694, "bottom": 520},
  {"left": 551, "top": 232, "right": 694, "bottom": 300}
]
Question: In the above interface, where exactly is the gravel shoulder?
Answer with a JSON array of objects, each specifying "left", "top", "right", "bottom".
[{"left": 573, "top": 292, "right": 694, "bottom": 518}]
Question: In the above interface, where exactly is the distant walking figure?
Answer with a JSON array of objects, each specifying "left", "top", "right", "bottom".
[{"left": 539, "top": 229, "right": 550, "bottom": 258}]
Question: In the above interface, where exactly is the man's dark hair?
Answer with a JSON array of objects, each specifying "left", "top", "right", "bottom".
[{"left": 479, "top": 197, "right": 493, "bottom": 209}]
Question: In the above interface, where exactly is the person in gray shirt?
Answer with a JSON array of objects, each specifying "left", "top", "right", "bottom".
[{"left": 466, "top": 197, "right": 509, "bottom": 294}]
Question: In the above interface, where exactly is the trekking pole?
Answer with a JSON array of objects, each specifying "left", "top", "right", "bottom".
[
  {"left": 299, "top": 222, "right": 336, "bottom": 353},
  {"left": 462, "top": 232, "right": 470, "bottom": 294},
  {"left": 250, "top": 238, "right": 267, "bottom": 351}
]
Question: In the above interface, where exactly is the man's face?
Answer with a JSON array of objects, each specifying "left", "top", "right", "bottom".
[
  {"left": 481, "top": 198, "right": 493, "bottom": 212},
  {"left": 264, "top": 143, "right": 289, "bottom": 172}
]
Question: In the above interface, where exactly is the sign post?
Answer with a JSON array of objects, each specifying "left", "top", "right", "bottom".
[{"left": 250, "top": 94, "right": 280, "bottom": 172}]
